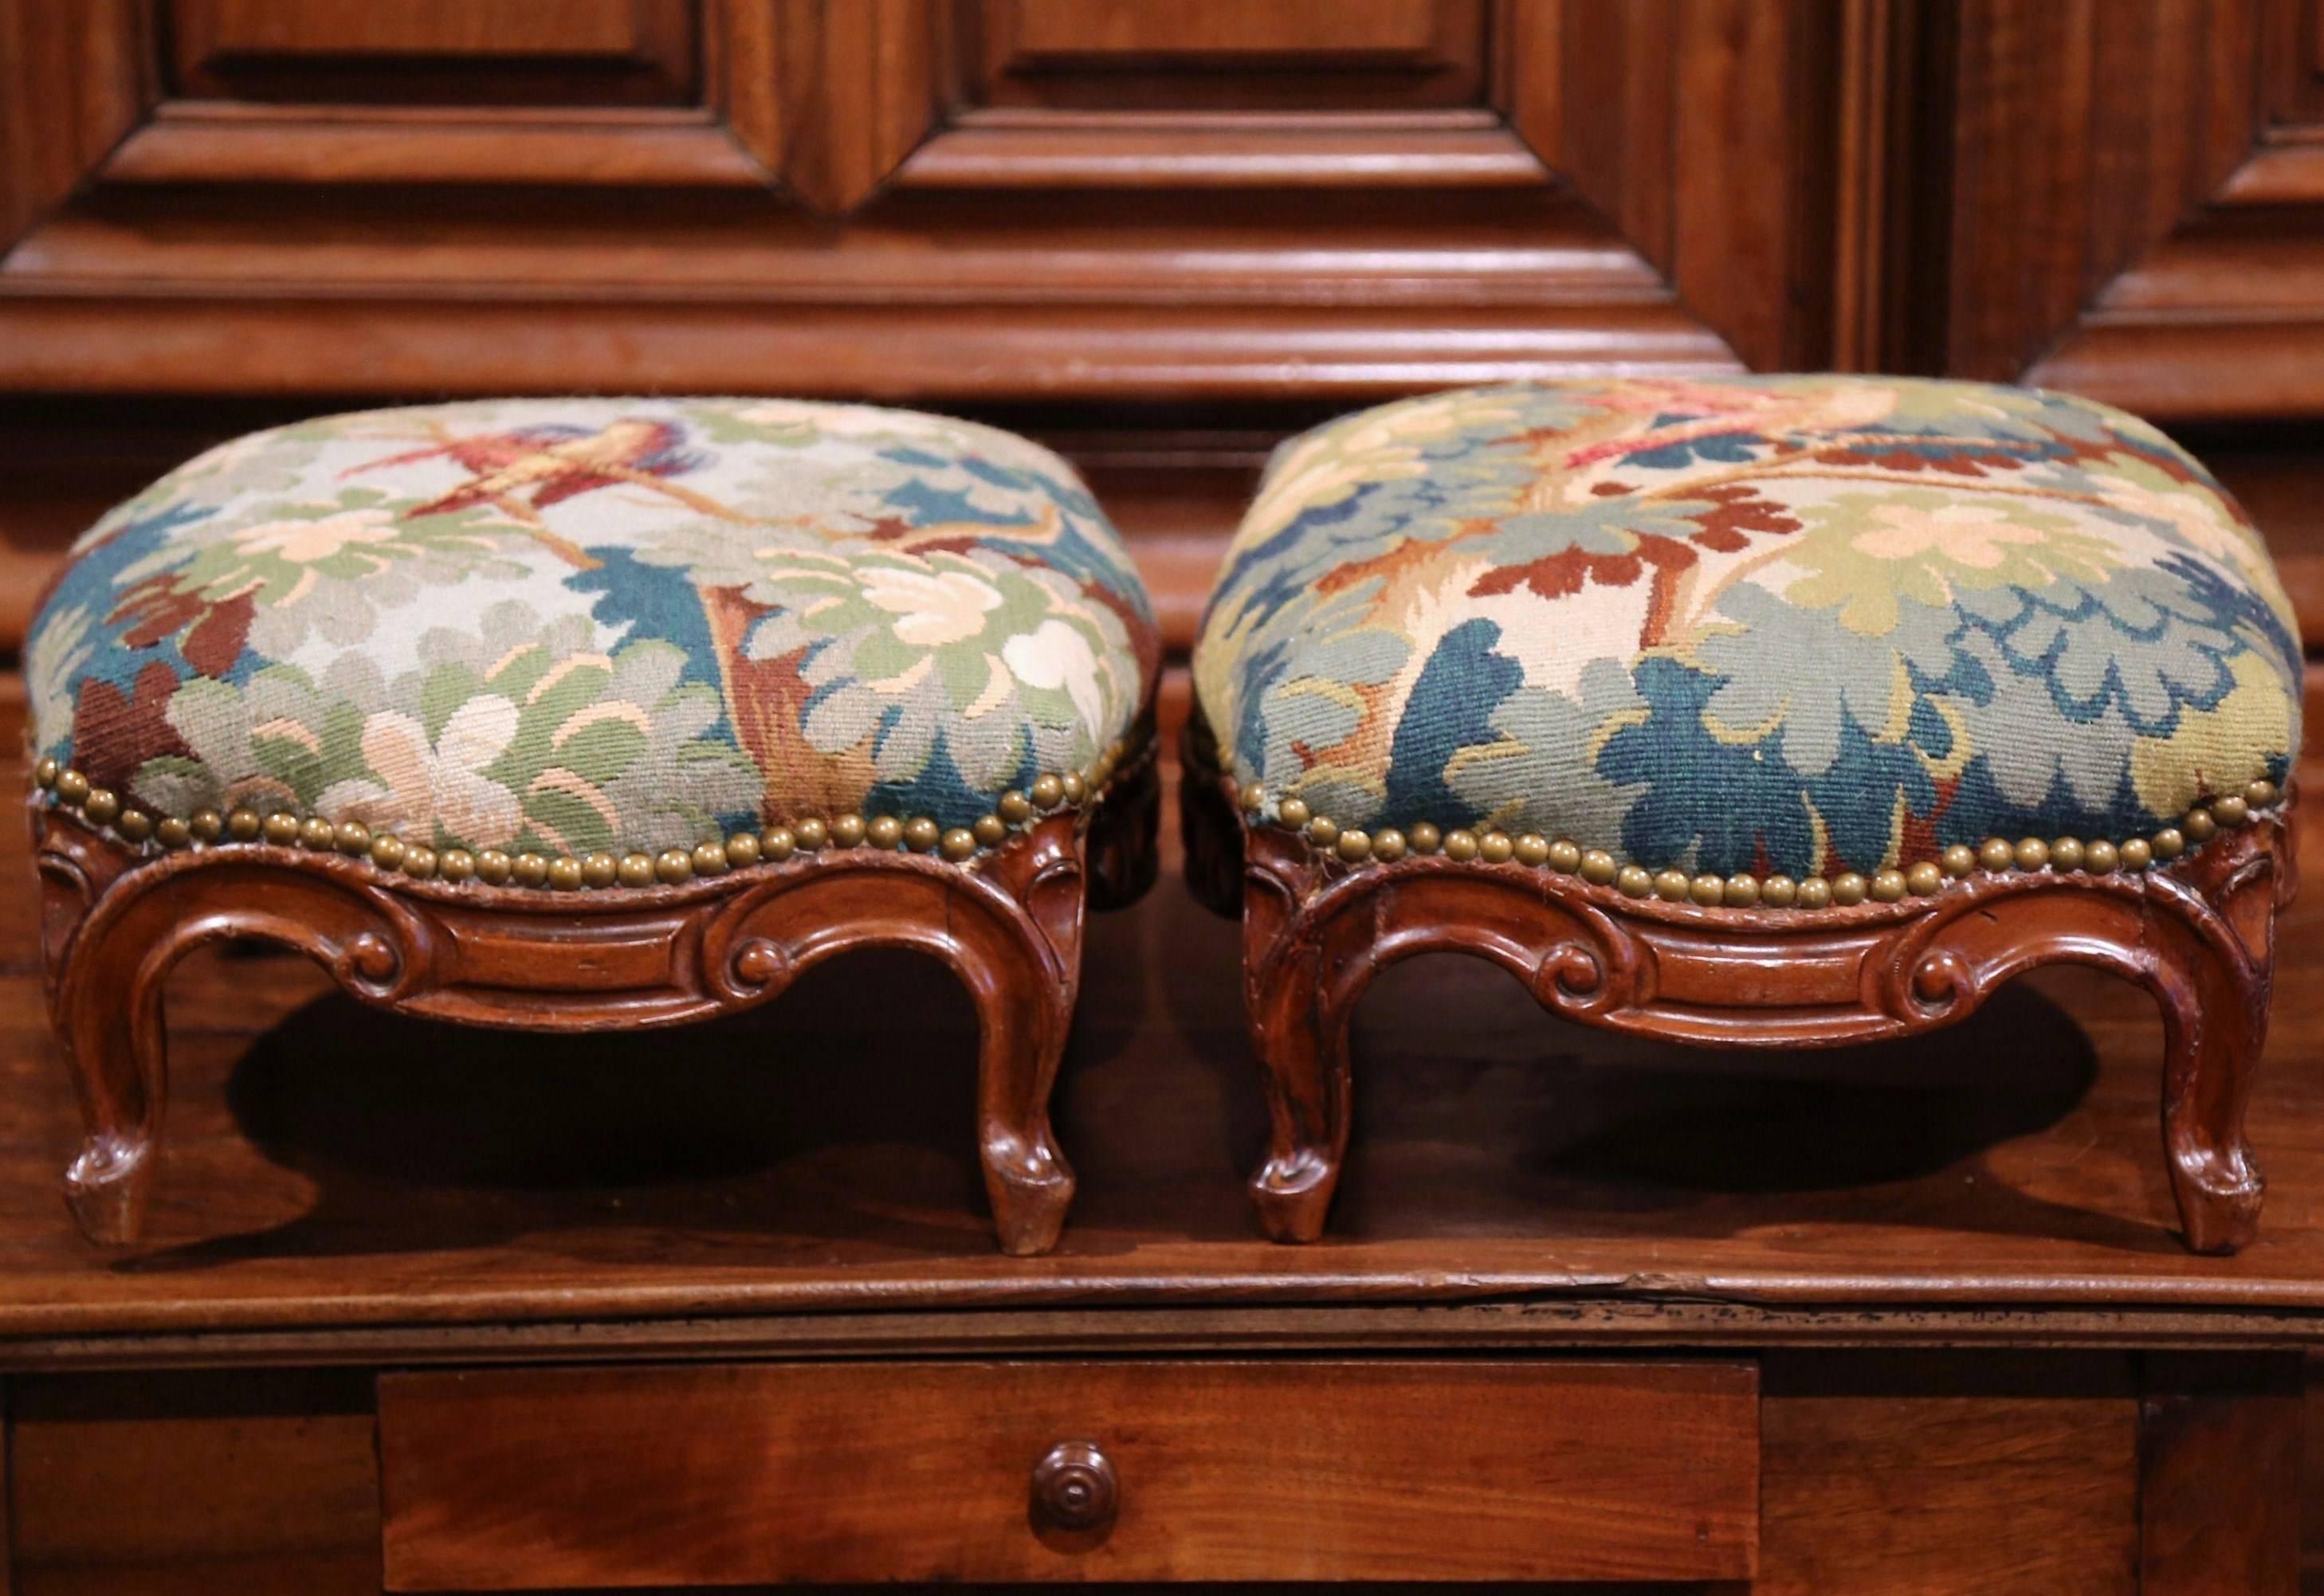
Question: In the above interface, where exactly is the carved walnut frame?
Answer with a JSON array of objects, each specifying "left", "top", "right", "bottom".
[
  {"left": 31, "top": 736, "right": 1160, "bottom": 1258},
  {"left": 1181, "top": 718, "right": 2298, "bottom": 1256}
]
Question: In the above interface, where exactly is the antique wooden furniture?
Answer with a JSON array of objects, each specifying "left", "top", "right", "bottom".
[
  {"left": 9, "top": 1, "right": 2324, "bottom": 1582},
  {"left": 1186, "top": 377, "right": 2303, "bottom": 1253},
  {"left": 0, "top": 712, "right": 2318, "bottom": 1594},
  {"left": 26, "top": 399, "right": 1161, "bottom": 1256}
]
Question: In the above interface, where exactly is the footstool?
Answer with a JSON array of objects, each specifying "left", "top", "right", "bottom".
[
  {"left": 1185, "top": 376, "right": 2302, "bottom": 1253},
  {"left": 27, "top": 398, "right": 1160, "bottom": 1255}
]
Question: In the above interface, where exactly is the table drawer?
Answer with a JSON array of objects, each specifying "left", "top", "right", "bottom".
[{"left": 379, "top": 1358, "right": 1758, "bottom": 1589}]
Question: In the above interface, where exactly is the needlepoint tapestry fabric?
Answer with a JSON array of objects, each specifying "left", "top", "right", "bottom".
[
  {"left": 29, "top": 398, "right": 1158, "bottom": 854},
  {"left": 1192, "top": 377, "right": 2302, "bottom": 877}
]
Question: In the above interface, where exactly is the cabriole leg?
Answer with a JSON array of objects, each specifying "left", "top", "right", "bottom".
[
  {"left": 2153, "top": 928, "right": 2271, "bottom": 1255},
  {"left": 971, "top": 974, "right": 1078, "bottom": 1256},
  {"left": 46, "top": 899, "right": 169, "bottom": 1245},
  {"left": 1245, "top": 911, "right": 1353, "bottom": 1243},
  {"left": 962, "top": 867, "right": 1086, "bottom": 1257}
]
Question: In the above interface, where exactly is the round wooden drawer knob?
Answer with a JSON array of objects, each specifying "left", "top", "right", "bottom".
[{"left": 1031, "top": 1440, "right": 1117, "bottom": 1531}]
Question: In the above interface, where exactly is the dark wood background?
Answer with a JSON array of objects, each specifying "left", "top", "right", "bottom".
[{"left": 6, "top": 0, "right": 2324, "bottom": 713}]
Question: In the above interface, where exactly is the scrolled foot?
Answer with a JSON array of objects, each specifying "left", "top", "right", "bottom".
[
  {"left": 982, "top": 1128, "right": 1077, "bottom": 1257},
  {"left": 1250, "top": 1148, "right": 1341, "bottom": 1244},
  {"left": 63, "top": 1133, "right": 155, "bottom": 1245},
  {"left": 2171, "top": 1150, "right": 2265, "bottom": 1255}
]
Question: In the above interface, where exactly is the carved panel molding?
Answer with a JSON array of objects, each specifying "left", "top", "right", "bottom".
[
  {"left": 1941, "top": 0, "right": 2324, "bottom": 418},
  {"left": 0, "top": 0, "right": 1853, "bottom": 398}
]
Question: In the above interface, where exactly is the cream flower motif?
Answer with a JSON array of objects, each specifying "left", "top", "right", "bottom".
[
  {"left": 1851, "top": 500, "right": 2048, "bottom": 566},
  {"left": 316, "top": 696, "right": 522, "bottom": 846},
  {"left": 859, "top": 565, "right": 1004, "bottom": 646},
  {"left": 1003, "top": 618, "right": 1106, "bottom": 731},
  {"left": 233, "top": 508, "right": 399, "bottom": 564}
]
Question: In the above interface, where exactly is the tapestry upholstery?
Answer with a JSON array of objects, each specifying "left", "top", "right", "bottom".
[
  {"left": 30, "top": 398, "right": 1159, "bottom": 857},
  {"left": 1193, "top": 377, "right": 2302, "bottom": 878}
]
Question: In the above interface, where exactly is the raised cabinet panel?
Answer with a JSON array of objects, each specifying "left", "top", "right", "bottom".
[
  {"left": 0, "top": 0, "right": 149, "bottom": 250},
  {"left": 0, "top": 1, "right": 1849, "bottom": 426},
  {"left": 178, "top": 0, "right": 673, "bottom": 57},
  {"left": 2263, "top": 0, "right": 2324, "bottom": 121},
  {"left": 167, "top": 0, "right": 700, "bottom": 104},
  {"left": 1006, "top": 0, "right": 1462, "bottom": 60},
  {"left": 97, "top": 0, "right": 744, "bottom": 187},
  {"left": 1937, "top": 0, "right": 2324, "bottom": 419},
  {"left": 968, "top": 0, "right": 1487, "bottom": 109}
]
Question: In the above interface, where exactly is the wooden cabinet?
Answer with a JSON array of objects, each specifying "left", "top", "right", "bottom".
[
  {"left": 0, "top": 0, "right": 1853, "bottom": 662},
  {"left": 376, "top": 1359, "right": 1761, "bottom": 1586},
  {"left": 2, "top": 1355, "right": 2301, "bottom": 1595},
  {"left": 1937, "top": 0, "right": 2324, "bottom": 418},
  {"left": 10, "top": 0, "right": 2324, "bottom": 675},
  {"left": 0, "top": 0, "right": 1843, "bottom": 391}
]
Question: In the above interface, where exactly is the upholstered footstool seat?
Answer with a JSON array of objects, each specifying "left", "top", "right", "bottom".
[
  {"left": 29, "top": 398, "right": 1160, "bottom": 1255},
  {"left": 1185, "top": 376, "right": 2302, "bottom": 1252}
]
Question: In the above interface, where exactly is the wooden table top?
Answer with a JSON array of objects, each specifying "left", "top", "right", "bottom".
[{"left": 5, "top": 693, "right": 2324, "bottom": 1362}]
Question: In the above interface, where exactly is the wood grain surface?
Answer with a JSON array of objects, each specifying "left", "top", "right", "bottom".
[
  {"left": 2138, "top": 1353, "right": 2304, "bottom": 1596},
  {"left": 377, "top": 1359, "right": 1759, "bottom": 1588},
  {"left": 0, "top": 0, "right": 1836, "bottom": 394},
  {"left": 15, "top": 1352, "right": 2298, "bottom": 1596},
  {"left": 9, "top": 1370, "right": 382, "bottom": 1596},
  {"left": 1759, "top": 1353, "right": 2141, "bottom": 1596}
]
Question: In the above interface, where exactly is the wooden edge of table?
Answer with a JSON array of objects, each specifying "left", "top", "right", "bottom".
[{"left": 10, "top": 1297, "right": 2324, "bottom": 1374}]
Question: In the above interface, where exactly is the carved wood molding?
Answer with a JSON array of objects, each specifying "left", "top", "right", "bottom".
[
  {"left": 1182, "top": 733, "right": 2297, "bottom": 1254},
  {"left": 28, "top": 0, "right": 2324, "bottom": 412},
  {"left": 0, "top": 0, "right": 1863, "bottom": 395},
  {"left": 0, "top": 0, "right": 151, "bottom": 253},
  {"left": 1937, "top": 0, "right": 2324, "bottom": 415},
  {"left": 37, "top": 806, "right": 1083, "bottom": 1029},
  {"left": 1235, "top": 813, "right": 2287, "bottom": 1045},
  {"left": 0, "top": 0, "right": 943, "bottom": 212}
]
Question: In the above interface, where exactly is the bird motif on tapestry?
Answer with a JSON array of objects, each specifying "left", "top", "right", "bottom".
[{"left": 343, "top": 418, "right": 743, "bottom": 567}]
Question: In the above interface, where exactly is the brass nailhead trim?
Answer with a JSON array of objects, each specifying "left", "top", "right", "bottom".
[
  {"left": 1242, "top": 774, "right": 2288, "bottom": 911},
  {"left": 28, "top": 736, "right": 1147, "bottom": 889}
]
